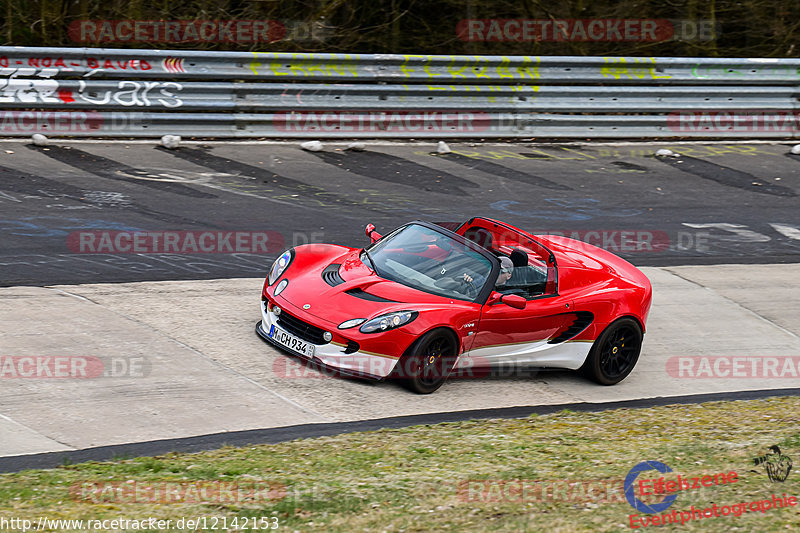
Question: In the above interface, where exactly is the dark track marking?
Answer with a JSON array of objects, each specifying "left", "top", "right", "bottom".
[
  {"left": 0, "top": 165, "right": 93, "bottom": 200},
  {"left": 312, "top": 151, "right": 480, "bottom": 195},
  {"left": 612, "top": 161, "right": 649, "bottom": 172},
  {"left": 441, "top": 152, "right": 572, "bottom": 190},
  {"left": 517, "top": 153, "right": 551, "bottom": 159},
  {"left": 657, "top": 155, "right": 797, "bottom": 197},
  {"left": 28, "top": 145, "right": 218, "bottom": 199},
  {"left": 160, "top": 146, "right": 411, "bottom": 213},
  {"left": 0, "top": 165, "right": 213, "bottom": 227}
]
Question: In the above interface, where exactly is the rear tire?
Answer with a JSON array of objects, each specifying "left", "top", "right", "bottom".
[
  {"left": 394, "top": 330, "right": 458, "bottom": 394},
  {"left": 580, "top": 318, "right": 642, "bottom": 385}
]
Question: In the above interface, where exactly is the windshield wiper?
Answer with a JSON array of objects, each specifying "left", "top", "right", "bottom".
[{"left": 362, "top": 248, "right": 378, "bottom": 274}]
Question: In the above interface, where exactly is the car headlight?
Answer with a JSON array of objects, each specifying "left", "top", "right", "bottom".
[
  {"left": 274, "top": 278, "right": 289, "bottom": 296},
  {"left": 338, "top": 318, "right": 367, "bottom": 330},
  {"left": 268, "top": 250, "right": 293, "bottom": 285},
  {"left": 359, "top": 311, "right": 418, "bottom": 334}
]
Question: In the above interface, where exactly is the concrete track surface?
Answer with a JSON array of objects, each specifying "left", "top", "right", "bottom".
[{"left": 2, "top": 264, "right": 799, "bottom": 458}]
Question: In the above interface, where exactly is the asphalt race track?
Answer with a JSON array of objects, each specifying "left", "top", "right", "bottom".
[
  {"left": 1, "top": 140, "right": 799, "bottom": 470},
  {"left": 1, "top": 139, "right": 800, "bottom": 287}
]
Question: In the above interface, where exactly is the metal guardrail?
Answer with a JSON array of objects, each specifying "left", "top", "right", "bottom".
[
  {"left": 2, "top": 46, "right": 800, "bottom": 138},
  {"left": 2, "top": 82, "right": 797, "bottom": 112},
  {"left": 4, "top": 47, "right": 800, "bottom": 83}
]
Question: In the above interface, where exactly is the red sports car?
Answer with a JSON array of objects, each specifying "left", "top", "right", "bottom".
[{"left": 256, "top": 217, "right": 652, "bottom": 393}]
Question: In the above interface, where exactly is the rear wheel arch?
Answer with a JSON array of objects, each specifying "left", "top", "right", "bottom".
[
  {"left": 579, "top": 316, "right": 643, "bottom": 385},
  {"left": 618, "top": 313, "right": 645, "bottom": 334}
]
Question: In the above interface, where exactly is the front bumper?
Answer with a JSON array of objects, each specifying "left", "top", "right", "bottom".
[{"left": 257, "top": 299, "right": 402, "bottom": 380}]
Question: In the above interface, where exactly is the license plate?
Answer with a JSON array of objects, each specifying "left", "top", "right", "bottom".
[{"left": 268, "top": 324, "right": 315, "bottom": 357}]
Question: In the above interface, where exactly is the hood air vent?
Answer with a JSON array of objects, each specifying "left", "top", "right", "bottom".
[
  {"left": 345, "top": 288, "right": 398, "bottom": 303},
  {"left": 321, "top": 263, "right": 345, "bottom": 286}
]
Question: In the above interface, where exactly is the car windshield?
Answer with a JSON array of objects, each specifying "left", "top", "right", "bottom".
[{"left": 365, "top": 224, "right": 493, "bottom": 302}]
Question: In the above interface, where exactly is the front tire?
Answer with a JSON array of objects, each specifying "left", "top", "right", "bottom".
[
  {"left": 395, "top": 330, "right": 458, "bottom": 394},
  {"left": 580, "top": 318, "right": 642, "bottom": 385}
]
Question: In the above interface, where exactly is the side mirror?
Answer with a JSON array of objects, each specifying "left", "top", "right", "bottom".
[
  {"left": 487, "top": 292, "right": 527, "bottom": 309},
  {"left": 501, "top": 294, "right": 527, "bottom": 309},
  {"left": 365, "top": 223, "right": 382, "bottom": 243}
]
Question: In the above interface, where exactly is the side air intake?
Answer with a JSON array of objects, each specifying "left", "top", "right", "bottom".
[{"left": 548, "top": 312, "right": 594, "bottom": 344}]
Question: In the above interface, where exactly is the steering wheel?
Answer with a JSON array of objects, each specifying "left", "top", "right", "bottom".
[{"left": 457, "top": 275, "right": 480, "bottom": 298}]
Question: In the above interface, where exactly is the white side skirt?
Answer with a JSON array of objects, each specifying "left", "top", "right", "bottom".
[{"left": 456, "top": 340, "right": 594, "bottom": 371}]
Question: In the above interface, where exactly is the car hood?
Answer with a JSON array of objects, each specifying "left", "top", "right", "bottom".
[{"left": 274, "top": 247, "right": 460, "bottom": 327}]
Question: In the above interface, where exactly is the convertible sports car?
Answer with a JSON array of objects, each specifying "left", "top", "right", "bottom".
[{"left": 256, "top": 217, "right": 652, "bottom": 394}]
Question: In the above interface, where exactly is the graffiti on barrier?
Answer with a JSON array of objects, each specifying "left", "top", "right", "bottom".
[
  {"left": 0, "top": 55, "right": 153, "bottom": 73},
  {"left": 0, "top": 68, "right": 183, "bottom": 107},
  {"left": 0, "top": 68, "right": 61, "bottom": 103},
  {"left": 73, "top": 80, "right": 183, "bottom": 107}
]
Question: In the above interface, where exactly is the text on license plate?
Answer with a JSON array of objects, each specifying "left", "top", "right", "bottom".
[{"left": 268, "top": 324, "right": 315, "bottom": 357}]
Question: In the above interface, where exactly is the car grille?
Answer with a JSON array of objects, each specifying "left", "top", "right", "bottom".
[{"left": 277, "top": 311, "right": 330, "bottom": 345}]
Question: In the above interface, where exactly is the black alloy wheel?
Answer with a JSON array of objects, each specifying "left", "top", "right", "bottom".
[
  {"left": 580, "top": 318, "right": 643, "bottom": 385},
  {"left": 396, "top": 330, "right": 458, "bottom": 394}
]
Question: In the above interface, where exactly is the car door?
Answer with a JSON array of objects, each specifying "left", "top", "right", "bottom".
[{"left": 460, "top": 295, "right": 576, "bottom": 368}]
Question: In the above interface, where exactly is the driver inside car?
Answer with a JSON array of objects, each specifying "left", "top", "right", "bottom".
[{"left": 461, "top": 256, "right": 515, "bottom": 298}]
